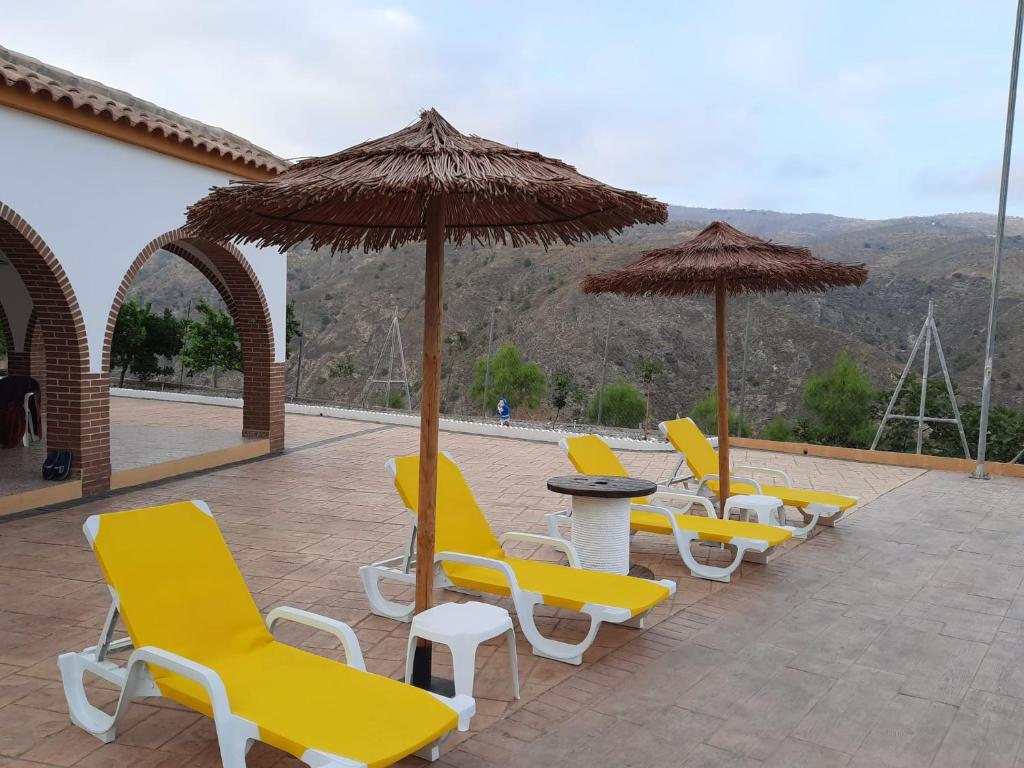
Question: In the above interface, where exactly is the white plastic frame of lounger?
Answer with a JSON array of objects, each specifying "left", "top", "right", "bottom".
[
  {"left": 547, "top": 485, "right": 779, "bottom": 583},
  {"left": 58, "top": 500, "right": 474, "bottom": 768},
  {"left": 543, "top": 437, "right": 724, "bottom": 541},
  {"left": 657, "top": 420, "right": 858, "bottom": 535},
  {"left": 359, "top": 453, "right": 676, "bottom": 665}
]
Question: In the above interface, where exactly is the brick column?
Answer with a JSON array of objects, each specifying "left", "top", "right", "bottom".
[
  {"left": 2, "top": 205, "right": 109, "bottom": 495},
  {"left": 46, "top": 372, "right": 111, "bottom": 494},
  {"left": 242, "top": 360, "right": 285, "bottom": 451}
]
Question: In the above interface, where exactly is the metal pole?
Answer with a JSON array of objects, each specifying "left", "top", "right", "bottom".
[
  {"left": 177, "top": 299, "right": 192, "bottom": 391},
  {"left": 395, "top": 310, "right": 412, "bottom": 408},
  {"left": 871, "top": 319, "right": 927, "bottom": 450},
  {"left": 916, "top": 302, "right": 933, "bottom": 454},
  {"left": 737, "top": 296, "right": 753, "bottom": 436},
  {"left": 293, "top": 307, "right": 306, "bottom": 400},
  {"left": 596, "top": 306, "right": 612, "bottom": 426},
  {"left": 385, "top": 312, "right": 396, "bottom": 408},
  {"left": 975, "top": 0, "right": 1024, "bottom": 479},
  {"left": 482, "top": 305, "right": 495, "bottom": 417},
  {"left": 929, "top": 311, "right": 971, "bottom": 458}
]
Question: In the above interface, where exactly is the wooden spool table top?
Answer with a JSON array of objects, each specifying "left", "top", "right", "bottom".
[{"left": 546, "top": 475, "right": 657, "bottom": 499}]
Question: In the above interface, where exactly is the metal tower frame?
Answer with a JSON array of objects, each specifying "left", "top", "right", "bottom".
[
  {"left": 361, "top": 310, "right": 413, "bottom": 409},
  {"left": 871, "top": 301, "right": 970, "bottom": 458}
]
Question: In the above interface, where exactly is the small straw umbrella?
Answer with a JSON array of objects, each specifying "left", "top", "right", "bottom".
[
  {"left": 185, "top": 108, "right": 667, "bottom": 686},
  {"left": 582, "top": 220, "right": 867, "bottom": 502}
]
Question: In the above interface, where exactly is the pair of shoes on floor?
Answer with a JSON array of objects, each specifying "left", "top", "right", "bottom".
[{"left": 43, "top": 449, "right": 73, "bottom": 481}]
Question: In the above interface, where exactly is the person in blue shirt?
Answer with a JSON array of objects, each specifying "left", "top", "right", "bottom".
[{"left": 496, "top": 398, "right": 511, "bottom": 427}]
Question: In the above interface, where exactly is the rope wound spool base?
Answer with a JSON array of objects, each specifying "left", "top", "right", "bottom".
[{"left": 547, "top": 475, "right": 657, "bottom": 576}]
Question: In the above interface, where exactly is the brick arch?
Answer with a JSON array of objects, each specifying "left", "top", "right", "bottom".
[
  {"left": 104, "top": 229, "right": 283, "bottom": 449},
  {"left": 0, "top": 202, "right": 107, "bottom": 491}
]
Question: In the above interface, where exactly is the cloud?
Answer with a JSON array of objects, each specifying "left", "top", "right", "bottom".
[{"left": 2, "top": 0, "right": 1018, "bottom": 218}]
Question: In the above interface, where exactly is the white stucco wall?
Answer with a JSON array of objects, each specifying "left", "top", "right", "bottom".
[{"left": 0, "top": 106, "right": 287, "bottom": 370}]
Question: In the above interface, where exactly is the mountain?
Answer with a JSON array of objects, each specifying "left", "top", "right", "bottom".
[{"left": 127, "top": 206, "right": 1024, "bottom": 428}]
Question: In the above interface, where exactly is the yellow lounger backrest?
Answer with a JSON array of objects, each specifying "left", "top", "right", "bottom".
[
  {"left": 563, "top": 435, "right": 650, "bottom": 504},
  {"left": 392, "top": 453, "right": 505, "bottom": 561},
  {"left": 90, "top": 501, "right": 271, "bottom": 663},
  {"left": 662, "top": 418, "right": 718, "bottom": 479}
]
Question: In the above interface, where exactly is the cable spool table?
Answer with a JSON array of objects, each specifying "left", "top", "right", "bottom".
[{"left": 546, "top": 475, "right": 657, "bottom": 575}]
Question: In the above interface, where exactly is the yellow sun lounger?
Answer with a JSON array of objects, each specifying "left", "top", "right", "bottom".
[
  {"left": 359, "top": 452, "right": 676, "bottom": 665},
  {"left": 58, "top": 501, "right": 473, "bottom": 768},
  {"left": 659, "top": 417, "right": 859, "bottom": 534},
  {"left": 546, "top": 434, "right": 792, "bottom": 582}
]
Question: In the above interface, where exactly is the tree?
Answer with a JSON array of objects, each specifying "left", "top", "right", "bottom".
[
  {"left": 797, "top": 352, "right": 876, "bottom": 447},
  {"left": 589, "top": 379, "right": 646, "bottom": 428},
  {"left": 688, "top": 394, "right": 752, "bottom": 437},
  {"left": 110, "top": 300, "right": 147, "bottom": 387},
  {"left": 469, "top": 343, "right": 546, "bottom": 409},
  {"left": 180, "top": 299, "right": 241, "bottom": 387},
  {"left": 638, "top": 356, "right": 664, "bottom": 437},
  {"left": 763, "top": 417, "right": 794, "bottom": 442},
  {"left": 550, "top": 372, "right": 574, "bottom": 422},
  {"left": 285, "top": 301, "right": 302, "bottom": 359},
  {"left": 110, "top": 300, "right": 184, "bottom": 386}
]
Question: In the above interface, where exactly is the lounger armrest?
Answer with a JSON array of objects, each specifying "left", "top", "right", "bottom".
[
  {"left": 733, "top": 465, "right": 793, "bottom": 488},
  {"left": 435, "top": 551, "right": 522, "bottom": 593},
  {"left": 129, "top": 647, "right": 232, "bottom": 720},
  {"left": 644, "top": 492, "right": 718, "bottom": 518},
  {"left": 267, "top": 607, "right": 366, "bottom": 671},
  {"left": 697, "top": 474, "right": 763, "bottom": 494},
  {"left": 498, "top": 532, "right": 581, "bottom": 568}
]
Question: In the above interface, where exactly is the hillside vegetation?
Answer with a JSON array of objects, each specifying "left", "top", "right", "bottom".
[{"left": 128, "top": 206, "right": 1024, "bottom": 428}]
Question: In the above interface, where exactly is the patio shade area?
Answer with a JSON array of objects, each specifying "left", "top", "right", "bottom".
[
  {"left": 2, "top": 401, "right": 1023, "bottom": 766},
  {"left": 0, "top": 398, "right": 267, "bottom": 515}
]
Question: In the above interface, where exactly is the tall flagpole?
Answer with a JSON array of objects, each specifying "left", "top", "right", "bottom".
[{"left": 974, "top": 0, "right": 1024, "bottom": 479}]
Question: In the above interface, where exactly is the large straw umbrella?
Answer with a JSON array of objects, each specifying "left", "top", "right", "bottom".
[
  {"left": 582, "top": 221, "right": 867, "bottom": 502},
  {"left": 185, "top": 108, "right": 667, "bottom": 685}
]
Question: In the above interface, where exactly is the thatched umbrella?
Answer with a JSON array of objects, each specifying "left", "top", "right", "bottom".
[
  {"left": 186, "top": 108, "right": 667, "bottom": 685},
  {"left": 582, "top": 220, "right": 867, "bottom": 502}
]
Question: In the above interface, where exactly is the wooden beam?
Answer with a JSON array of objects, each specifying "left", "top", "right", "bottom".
[{"left": 415, "top": 198, "right": 445, "bottom": 612}]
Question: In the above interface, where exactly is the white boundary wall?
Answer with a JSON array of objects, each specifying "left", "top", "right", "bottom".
[
  {"left": 0, "top": 106, "right": 287, "bottom": 368},
  {"left": 111, "top": 388, "right": 675, "bottom": 452}
]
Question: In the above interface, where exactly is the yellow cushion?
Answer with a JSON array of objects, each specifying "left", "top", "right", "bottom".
[
  {"left": 91, "top": 502, "right": 456, "bottom": 767},
  {"left": 564, "top": 434, "right": 650, "bottom": 505},
  {"left": 700, "top": 481, "right": 856, "bottom": 511},
  {"left": 629, "top": 509, "right": 792, "bottom": 546},
  {"left": 443, "top": 557, "right": 670, "bottom": 616},
  {"left": 661, "top": 418, "right": 719, "bottom": 478},
  {"left": 661, "top": 419, "right": 856, "bottom": 513},
  {"left": 157, "top": 642, "right": 456, "bottom": 767},
  {"left": 391, "top": 453, "right": 671, "bottom": 617},
  {"left": 392, "top": 454, "right": 504, "bottom": 560}
]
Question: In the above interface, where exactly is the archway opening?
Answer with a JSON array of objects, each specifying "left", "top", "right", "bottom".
[
  {"left": 0, "top": 203, "right": 97, "bottom": 499},
  {"left": 103, "top": 231, "right": 283, "bottom": 479}
]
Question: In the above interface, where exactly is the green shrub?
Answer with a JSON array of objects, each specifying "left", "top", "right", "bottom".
[
  {"left": 763, "top": 417, "right": 794, "bottom": 442},
  {"left": 589, "top": 380, "right": 646, "bottom": 427},
  {"left": 688, "top": 394, "right": 752, "bottom": 437}
]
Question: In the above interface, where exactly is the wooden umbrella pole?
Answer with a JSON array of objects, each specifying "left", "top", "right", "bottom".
[
  {"left": 412, "top": 196, "right": 445, "bottom": 689},
  {"left": 715, "top": 277, "right": 730, "bottom": 503}
]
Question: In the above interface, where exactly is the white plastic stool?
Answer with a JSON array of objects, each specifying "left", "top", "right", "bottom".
[
  {"left": 722, "top": 494, "right": 785, "bottom": 527},
  {"left": 404, "top": 601, "right": 520, "bottom": 700}
]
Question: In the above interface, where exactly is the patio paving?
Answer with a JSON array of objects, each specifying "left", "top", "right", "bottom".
[{"left": 3, "top": 400, "right": 1020, "bottom": 767}]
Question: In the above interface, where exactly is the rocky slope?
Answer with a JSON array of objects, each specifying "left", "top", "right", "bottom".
[{"left": 128, "top": 206, "right": 1024, "bottom": 428}]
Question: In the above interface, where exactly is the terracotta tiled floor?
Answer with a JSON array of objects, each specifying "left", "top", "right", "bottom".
[{"left": 6, "top": 400, "right": 1016, "bottom": 767}]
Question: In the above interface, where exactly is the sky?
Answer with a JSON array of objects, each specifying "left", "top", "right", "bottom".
[{"left": 4, "top": 1, "right": 1024, "bottom": 219}]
